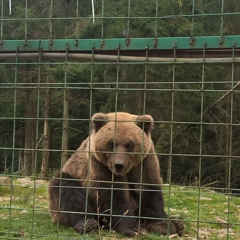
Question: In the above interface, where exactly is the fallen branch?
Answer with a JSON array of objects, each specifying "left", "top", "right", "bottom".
[
  {"left": 204, "top": 82, "right": 240, "bottom": 114},
  {"left": 162, "top": 82, "right": 240, "bottom": 150},
  {"left": 202, "top": 181, "right": 221, "bottom": 187}
]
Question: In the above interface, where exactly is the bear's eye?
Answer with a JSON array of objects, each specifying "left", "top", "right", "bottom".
[
  {"left": 108, "top": 141, "right": 115, "bottom": 151},
  {"left": 126, "top": 141, "right": 135, "bottom": 152}
]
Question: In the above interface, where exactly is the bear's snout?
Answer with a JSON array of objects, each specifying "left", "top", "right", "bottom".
[
  {"left": 109, "top": 145, "right": 130, "bottom": 176},
  {"left": 112, "top": 155, "right": 129, "bottom": 176},
  {"left": 114, "top": 163, "right": 124, "bottom": 173},
  {"left": 111, "top": 156, "right": 128, "bottom": 175}
]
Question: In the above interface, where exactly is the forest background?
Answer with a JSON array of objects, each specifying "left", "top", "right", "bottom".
[{"left": 0, "top": 0, "right": 240, "bottom": 192}]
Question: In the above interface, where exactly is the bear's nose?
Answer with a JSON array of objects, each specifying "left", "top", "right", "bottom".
[{"left": 115, "top": 164, "right": 124, "bottom": 173}]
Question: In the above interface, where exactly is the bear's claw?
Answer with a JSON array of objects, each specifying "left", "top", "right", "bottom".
[
  {"left": 122, "top": 228, "right": 147, "bottom": 237},
  {"left": 173, "top": 220, "right": 185, "bottom": 237},
  {"left": 146, "top": 219, "right": 185, "bottom": 237},
  {"left": 74, "top": 219, "right": 98, "bottom": 233}
]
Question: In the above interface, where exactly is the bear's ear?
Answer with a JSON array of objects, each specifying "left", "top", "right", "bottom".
[
  {"left": 91, "top": 113, "right": 108, "bottom": 132},
  {"left": 136, "top": 115, "right": 153, "bottom": 134}
]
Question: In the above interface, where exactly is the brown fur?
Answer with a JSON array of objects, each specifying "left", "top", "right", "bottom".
[{"left": 48, "top": 112, "right": 184, "bottom": 237}]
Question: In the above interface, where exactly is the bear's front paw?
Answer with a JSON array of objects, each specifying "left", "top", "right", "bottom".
[
  {"left": 74, "top": 219, "right": 98, "bottom": 234},
  {"left": 121, "top": 228, "right": 147, "bottom": 237},
  {"left": 122, "top": 229, "right": 137, "bottom": 237},
  {"left": 146, "top": 219, "right": 185, "bottom": 236},
  {"left": 172, "top": 219, "right": 185, "bottom": 237},
  {"left": 146, "top": 220, "right": 176, "bottom": 235}
]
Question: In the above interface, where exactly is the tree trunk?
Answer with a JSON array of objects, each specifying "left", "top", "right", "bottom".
[
  {"left": 136, "top": 88, "right": 144, "bottom": 115},
  {"left": 4, "top": 155, "right": 7, "bottom": 174},
  {"left": 18, "top": 150, "right": 24, "bottom": 174},
  {"left": 23, "top": 65, "right": 37, "bottom": 176},
  {"left": 225, "top": 87, "right": 231, "bottom": 192},
  {"left": 61, "top": 87, "right": 69, "bottom": 165},
  {"left": 23, "top": 104, "right": 36, "bottom": 176},
  {"left": 4, "top": 138, "right": 8, "bottom": 174},
  {"left": 41, "top": 73, "right": 51, "bottom": 179}
]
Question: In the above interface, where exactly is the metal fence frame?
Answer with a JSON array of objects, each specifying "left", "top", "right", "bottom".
[{"left": 0, "top": 0, "right": 240, "bottom": 239}]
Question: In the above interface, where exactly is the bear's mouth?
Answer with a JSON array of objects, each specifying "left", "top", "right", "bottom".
[
  {"left": 113, "top": 163, "right": 131, "bottom": 176},
  {"left": 114, "top": 171, "right": 125, "bottom": 177},
  {"left": 114, "top": 168, "right": 126, "bottom": 176}
]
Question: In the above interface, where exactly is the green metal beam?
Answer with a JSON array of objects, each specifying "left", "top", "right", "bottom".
[{"left": 0, "top": 36, "right": 240, "bottom": 52}]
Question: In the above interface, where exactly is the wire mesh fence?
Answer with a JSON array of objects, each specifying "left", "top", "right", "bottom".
[{"left": 0, "top": 0, "right": 240, "bottom": 239}]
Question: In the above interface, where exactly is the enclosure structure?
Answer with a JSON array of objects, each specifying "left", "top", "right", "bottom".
[{"left": 0, "top": 0, "right": 240, "bottom": 239}]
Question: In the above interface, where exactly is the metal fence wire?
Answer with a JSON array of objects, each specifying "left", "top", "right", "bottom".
[{"left": 0, "top": 0, "right": 240, "bottom": 239}]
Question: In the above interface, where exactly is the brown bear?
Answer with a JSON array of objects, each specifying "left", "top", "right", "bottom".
[{"left": 48, "top": 112, "right": 184, "bottom": 237}]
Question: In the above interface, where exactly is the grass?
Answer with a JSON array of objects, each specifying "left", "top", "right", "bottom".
[{"left": 0, "top": 178, "right": 239, "bottom": 240}]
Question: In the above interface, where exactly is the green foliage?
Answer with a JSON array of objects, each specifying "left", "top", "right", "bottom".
[
  {"left": 1, "top": 1, "right": 240, "bottom": 189},
  {"left": 0, "top": 180, "right": 239, "bottom": 239}
]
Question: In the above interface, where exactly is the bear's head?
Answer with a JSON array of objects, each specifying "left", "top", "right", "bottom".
[{"left": 89, "top": 112, "right": 154, "bottom": 176}]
